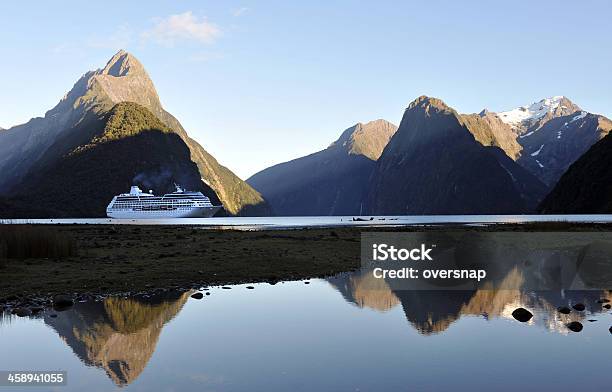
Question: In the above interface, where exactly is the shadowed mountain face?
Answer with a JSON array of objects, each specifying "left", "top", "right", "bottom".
[
  {"left": 247, "top": 120, "right": 397, "bottom": 215},
  {"left": 0, "top": 50, "right": 269, "bottom": 216},
  {"left": 43, "top": 291, "right": 189, "bottom": 386},
  {"left": 540, "top": 132, "right": 612, "bottom": 213},
  {"left": 0, "top": 103, "right": 220, "bottom": 217},
  {"left": 366, "top": 96, "right": 547, "bottom": 214},
  {"left": 516, "top": 111, "right": 612, "bottom": 186}
]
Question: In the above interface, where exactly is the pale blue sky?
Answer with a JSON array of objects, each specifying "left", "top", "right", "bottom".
[{"left": 1, "top": 1, "right": 610, "bottom": 178}]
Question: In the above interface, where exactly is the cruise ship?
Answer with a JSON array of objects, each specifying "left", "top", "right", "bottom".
[{"left": 106, "top": 185, "right": 222, "bottom": 219}]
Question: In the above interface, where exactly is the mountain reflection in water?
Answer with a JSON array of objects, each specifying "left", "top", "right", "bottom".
[
  {"left": 328, "top": 269, "right": 611, "bottom": 335},
  {"left": 41, "top": 291, "right": 189, "bottom": 386}
]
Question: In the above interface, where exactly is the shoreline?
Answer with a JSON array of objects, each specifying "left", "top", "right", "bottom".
[{"left": 1, "top": 222, "right": 612, "bottom": 312}]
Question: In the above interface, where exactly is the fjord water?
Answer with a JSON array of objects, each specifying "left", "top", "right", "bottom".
[
  {"left": 3, "top": 214, "right": 612, "bottom": 229},
  {"left": 1, "top": 274, "right": 611, "bottom": 391}
]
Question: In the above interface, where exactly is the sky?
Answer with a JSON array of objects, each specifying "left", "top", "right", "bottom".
[{"left": 0, "top": 0, "right": 611, "bottom": 179}]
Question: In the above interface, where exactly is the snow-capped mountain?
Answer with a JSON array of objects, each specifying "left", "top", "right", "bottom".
[
  {"left": 516, "top": 110, "right": 611, "bottom": 186},
  {"left": 497, "top": 96, "right": 582, "bottom": 134},
  {"left": 498, "top": 96, "right": 566, "bottom": 125},
  {"left": 481, "top": 96, "right": 611, "bottom": 187}
]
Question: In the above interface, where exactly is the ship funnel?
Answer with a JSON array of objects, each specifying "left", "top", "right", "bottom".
[{"left": 130, "top": 186, "right": 142, "bottom": 195}]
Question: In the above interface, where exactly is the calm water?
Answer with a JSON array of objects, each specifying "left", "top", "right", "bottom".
[
  {"left": 1, "top": 272, "right": 611, "bottom": 391},
  {"left": 2, "top": 214, "right": 612, "bottom": 229}
]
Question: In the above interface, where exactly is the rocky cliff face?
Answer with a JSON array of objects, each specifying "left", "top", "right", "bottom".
[
  {"left": 247, "top": 120, "right": 397, "bottom": 215},
  {"left": 0, "top": 50, "right": 269, "bottom": 216},
  {"left": 329, "top": 119, "right": 398, "bottom": 160},
  {"left": 366, "top": 96, "right": 547, "bottom": 214},
  {"left": 461, "top": 109, "right": 522, "bottom": 160}
]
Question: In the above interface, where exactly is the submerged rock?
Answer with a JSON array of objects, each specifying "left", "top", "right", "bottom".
[
  {"left": 512, "top": 308, "right": 533, "bottom": 322},
  {"left": 603, "top": 304, "right": 611, "bottom": 310},
  {"left": 572, "top": 303, "right": 585, "bottom": 311},
  {"left": 566, "top": 321, "right": 583, "bottom": 332},
  {"left": 557, "top": 306, "right": 571, "bottom": 314},
  {"left": 190, "top": 292, "right": 204, "bottom": 300},
  {"left": 609, "top": 326, "right": 612, "bottom": 334},
  {"left": 246, "top": 286, "right": 255, "bottom": 290}
]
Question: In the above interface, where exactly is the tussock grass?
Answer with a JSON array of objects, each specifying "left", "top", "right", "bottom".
[{"left": 0, "top": 225, "right": 77, "bottom": 260}]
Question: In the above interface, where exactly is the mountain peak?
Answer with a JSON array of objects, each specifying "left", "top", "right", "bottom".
[
  {"left": 497, "top": 96, "right": 581, "bottom": 127},
  {"left": 87, "top": 50, "right": 161, "bottom": 115},
  {"left": 406, "top": 96, "right": 458, "bottom": 119},
  {"left": 408, "top": 96, "right": 450, "bottom": 111},
  {"left": 100, "top": 50, "right": 145, "bottom": 77},
  {"left": 330, "top": 119, "right": 397, "bottom": 160}
]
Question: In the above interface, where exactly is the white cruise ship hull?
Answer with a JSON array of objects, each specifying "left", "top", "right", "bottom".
[{"left": 107, "top": 206, "right": 221, "bottom": 219}]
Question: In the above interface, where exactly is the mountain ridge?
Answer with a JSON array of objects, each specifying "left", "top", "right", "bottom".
[
  {"left": 247, "top": 119, "right": 397, "bottom": 215},
  {"left": 366, "top": 96, "right": 547, "bottom": 214}
]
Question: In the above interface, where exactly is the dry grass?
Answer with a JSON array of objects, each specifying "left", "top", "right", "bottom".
[{"left": 0, "top": 225, "right": 77, "bottom": 260}]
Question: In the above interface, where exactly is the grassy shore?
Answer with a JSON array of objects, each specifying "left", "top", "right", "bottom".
[{"left": 1, "top": 222, "right": 612, "bottom": 305}]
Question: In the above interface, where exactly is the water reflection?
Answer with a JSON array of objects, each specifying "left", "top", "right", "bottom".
[
  {"left": 328, "top": 269, "right": 611, "bottom": 335},
  {"left": 1, "top": 272, "right": 610, "bottom": 389},
  {"left": 42, "top": 291, "right": 189, "bottom": 386},
  {"left": 327, "top": 270, "right": 400, "bottom": 312}
]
